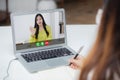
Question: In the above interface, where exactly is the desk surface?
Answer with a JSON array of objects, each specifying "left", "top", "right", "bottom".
[{"left": 0, "top": 25, "right": 98, "bottom": 80}]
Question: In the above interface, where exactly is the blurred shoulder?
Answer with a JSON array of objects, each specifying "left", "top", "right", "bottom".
[{"left": 46, "top": 25, "right": 51, "bottom": 30}]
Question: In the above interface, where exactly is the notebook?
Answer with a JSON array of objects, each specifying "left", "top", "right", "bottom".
[{"left": 11, "top": 9, "right": 76, "bottom": 73}]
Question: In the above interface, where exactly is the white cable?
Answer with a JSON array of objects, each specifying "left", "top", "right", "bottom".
[{"left": 3, "top": 58, "right": 18, "bottom": 80}]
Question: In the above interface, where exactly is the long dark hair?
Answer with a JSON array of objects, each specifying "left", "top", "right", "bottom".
[
  {"left": 34, "top": 14, "right": 49, "bottom": 39},
  {"left": 80, "top": 0, "right": 120, "bottom": 80}
]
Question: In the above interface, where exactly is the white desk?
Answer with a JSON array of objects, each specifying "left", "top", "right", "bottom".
[{"left": 0, "top": 25, "right": 98, "bottom": 80}]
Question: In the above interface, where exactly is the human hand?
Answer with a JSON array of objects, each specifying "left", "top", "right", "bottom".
[
  {"left": 69, "top": 55, "right": 85, "bottom": 70},
  {"left": 30, "top": 26, "right": 36, "bottom": 36}
]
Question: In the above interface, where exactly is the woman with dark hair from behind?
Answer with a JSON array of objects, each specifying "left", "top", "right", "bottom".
[
  {"left": 69, "top": 0, "right": 120, "bottom": 80},
  {"left": 29, "top": 14, "right": 52, "bottom": 43}
]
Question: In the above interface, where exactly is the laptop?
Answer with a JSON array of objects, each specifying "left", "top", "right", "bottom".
[{"left": 11, "top": 9, "right": 77, "bottom": 73}]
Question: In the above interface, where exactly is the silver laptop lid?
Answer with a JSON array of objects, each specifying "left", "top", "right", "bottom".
[{"left": 11, "top": 9, "right": 67, "bottom": 53}]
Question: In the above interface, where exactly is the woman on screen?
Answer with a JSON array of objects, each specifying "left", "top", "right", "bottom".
[{"left": 29, "top": 14, "right": 52, "bottom": 43}]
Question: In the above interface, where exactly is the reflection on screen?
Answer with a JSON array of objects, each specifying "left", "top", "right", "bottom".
[{"left": 12, "top": 10, "right": 65, "bottom": 50}]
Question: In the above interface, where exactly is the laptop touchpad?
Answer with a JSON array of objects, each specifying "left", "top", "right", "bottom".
[{"left": 46, "top": 59, "right": 66, "bottom": 67}]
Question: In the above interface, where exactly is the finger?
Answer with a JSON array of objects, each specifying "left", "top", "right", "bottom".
[
  {"left": 69, "top": 56, "right": 84, "bottom": 66},
  {"left": 71, "top": 64, "right": 76, "bottom": 69},
  {"left": 70, "top": 64, "right": 74, "bottom": 68},
  {"left": 69, "top": 59, "right": 78, "bottom": 65},
  {"left": 70, "top": 64, "right": 79, "bottom": 70},
  {"left": 70, "top": 59, "right": 80, "bottom": 65}
]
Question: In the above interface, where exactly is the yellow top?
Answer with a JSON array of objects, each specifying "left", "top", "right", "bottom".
[{"left": 29, "top": 25, "right": 52, "bottom": 43}]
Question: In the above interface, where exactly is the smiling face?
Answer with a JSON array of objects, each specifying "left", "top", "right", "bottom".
[{"left": 36, "top": 16, "right": 43, "bottom": 26}]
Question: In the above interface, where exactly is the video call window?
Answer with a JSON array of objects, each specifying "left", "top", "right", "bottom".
[{"left": 12, "top": 11, "right": 65, "bottom": 50}]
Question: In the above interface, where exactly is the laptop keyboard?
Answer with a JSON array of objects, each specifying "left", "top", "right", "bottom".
[{"left": 21, "top": 48, "right": 74, "bottom": 62}]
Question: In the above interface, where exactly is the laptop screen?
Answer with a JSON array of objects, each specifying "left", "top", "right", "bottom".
[{"left": 11, "top": 10, "right": 65, "bottom": 50}]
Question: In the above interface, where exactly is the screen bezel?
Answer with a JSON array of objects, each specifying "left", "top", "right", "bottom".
[{"left": 11, "top": 9, "right": 67, "bottom": 54}]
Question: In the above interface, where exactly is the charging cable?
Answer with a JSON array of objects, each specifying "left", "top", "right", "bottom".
[{"left": 3, "top": 58, "right": 18, "bottom": 80}]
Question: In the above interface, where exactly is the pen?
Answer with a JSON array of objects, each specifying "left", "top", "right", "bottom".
[
  {"left": 74, "top": 45, "right": 84, "bottom": 59},
  {"left": 69, "top": 46, "right": 84, "bottom": 65},
  {"left": 73, "top": 53, "right": 79, "bottom": 59}
]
